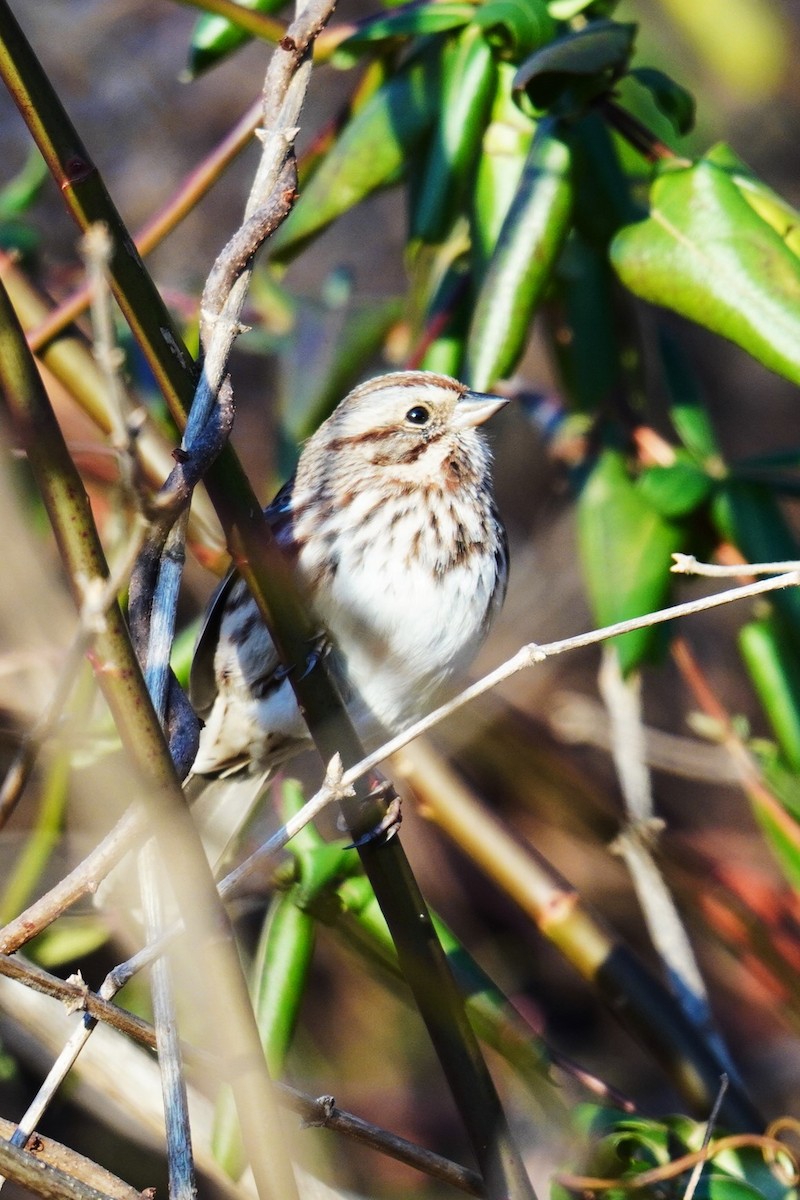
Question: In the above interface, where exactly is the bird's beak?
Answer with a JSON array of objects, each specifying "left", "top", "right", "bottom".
[{"left": 451, "top": 391, "right": 510, "bottom": 430}]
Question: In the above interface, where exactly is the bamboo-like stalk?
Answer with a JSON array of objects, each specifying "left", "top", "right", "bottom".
[{"left": 0, "top": 277, "right": 297, "bottom": 1200}]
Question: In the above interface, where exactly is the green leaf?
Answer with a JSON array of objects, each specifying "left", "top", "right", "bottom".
[
  {"left": 471, "top": 60, "right": 536, "bottom": 276},
  {"left": 637, "top": 461, "right": 712, "bottom": 518},
  {"left": 333, "top": 1, "right": 475, "bottom": 62},
  {"left": 739, "top": 615, "right": 800, "bottom": 774},
  {"left": 472, "top": 0, "right": 556, "bottom": 59},
  {"left": 611, "top": 155, "right": 800, "bottom": 387},
  {"left": 629, "top": 66, "right": 695, "bottom": 135},
  {"left": 548, "top": 0, "right": 620, "bottom": 15},
  {"left": 465, "top": 118, "right": 573, "bottom": 389},
  {"left": 705, "top": 143, "right": 800, "bottom": 258},
  {"left": 185, "top": 0, "right": 287, "bottom": 77},
  {"left": 410, "top": 25, "right": 498, "bottom": 244},
  {"left": 549, "top": 235, "right": 627, "bottom": 411},
  {"left": 578, "top": 449, "right": 683, "bottom": 673},
  {"left": 0, "top": 148, "right": 48, "bottom": 219},
  {"left": 513, "top": 20, "right": 637, "bottom": 115},
  {"left": 752, "top": 744, "right": 800, "bottom": 822},
  {"left": 269, "top": 45, "right": 441, "bottom": 261},
  {"left": 700, "top": 1176, "right": 773, "bottom": 1200}
]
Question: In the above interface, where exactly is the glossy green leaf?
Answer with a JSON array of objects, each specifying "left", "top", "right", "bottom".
[
  {"left": 629, "top": 66, "right": 695, "bottom": 135},
  {"left": 269, "top": 46, "right": 441, "bottom": 261},
  {"left": 419, "top": 259, "right": 471, "bottom": 375},
  {"left": 335, "top": 2, "right": 474, "bottom": 59},
  {"left": 637, "top": 461, "right": 712, "bottom": 518},
  {"left": 578, "top": 449, "right": 683, "bottom": 674},
  {"left": 186, "top": 0, "right": 287, "bottom": 77},
  {"left": 739, "top": 615, "right": 800, "bottom": 773},
  {"left": 0, "top": 148, "right": 47, "bottom": 218},
  {"left": 473, "top": 0, "right": 556, "bottom": 59},
  {"left": 705, "top": 143, "right": 800, "bottom": 258},
  {"left": 548, "top": 0, "right": 620, "bottom": 15},
  {"left": 465, "top": 118, "right": 573, "bottom": 389},
  {"left": 513, "top": 20, "right": 637, "bottom": 114},
  {"left": 411, "top": 25, "right": 498, "bottom": 244},
  {"left": 701, "top": 1174, "right": 780, "bottom": 1200},
  {"left": 568, "top": 110, "right": 642, "bottom": 246},
  {"left": 758, "top": 745, "right": 800, "bottom": 822},
  {"left": 611, "top": 155, "right": 800, "bottom": 386},
  {"left": 471, "top": 61, "right": 535, "bottom": 276}
]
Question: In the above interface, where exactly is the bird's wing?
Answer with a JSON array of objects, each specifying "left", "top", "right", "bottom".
[
  {"left": 188, "top": 477, "right": 298, "bottom": 719},
  {"left": 188, "top": 569, "right": 238, "bottom": 719}
]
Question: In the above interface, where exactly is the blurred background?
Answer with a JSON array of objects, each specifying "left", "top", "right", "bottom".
[{"left": 1, "top": 1, "right": 800, "bottom": 1197}]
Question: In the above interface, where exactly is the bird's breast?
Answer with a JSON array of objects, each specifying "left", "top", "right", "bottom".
[{"left": 296, "top": 483, "right": 501, "bottom": 735}]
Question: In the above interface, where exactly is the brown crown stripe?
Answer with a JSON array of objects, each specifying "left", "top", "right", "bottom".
[{"left": 349, "top": 373, "right": 466, "bottom": 397}]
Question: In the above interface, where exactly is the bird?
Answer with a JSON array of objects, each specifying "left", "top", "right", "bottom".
[{"left": 189, "top": 370, "right": 509, "bottom": 785}]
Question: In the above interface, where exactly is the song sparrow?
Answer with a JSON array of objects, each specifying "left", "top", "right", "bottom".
[{"left": 189, "top": 370, "right": 509, "bottom": 778}]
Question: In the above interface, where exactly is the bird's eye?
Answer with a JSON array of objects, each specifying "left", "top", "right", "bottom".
[{"left": 405, "top": 405, "right": 430, "bottom": 426}]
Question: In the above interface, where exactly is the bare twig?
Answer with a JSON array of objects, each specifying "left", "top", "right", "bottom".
[
  {"left": 683, "top": 1075, "right": 729, "bottom": 1200},
  {"left": 0, "top": 1118, "right": 141, "bottom": 1200},
  {"left": 81, "top": 222, "right": 143, "bottom": 505},
  {"left": 672, "top": 554, "right": 800, "bottom": 577},
  {"left": 278, "top": 1086, "right": 484, "bottom": 1197},
  {"left": 0, "top": 955, "right": 156, "bottom": 1049},
  {"left": 140, "top": 842, "right": 197, "bottom": 1200},
  {"left": 600, "top": 650, "right": 738, "bottom": 1080}
]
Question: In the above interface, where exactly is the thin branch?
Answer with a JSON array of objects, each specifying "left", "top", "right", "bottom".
[
  {"left": 672, "top": 553, "right": 800, "bottom": 577},
  {"left": 0, "top": 1135, "right": 121, "bottom": 1200},
  {"left": 0, "top": 956, "right": 156, "bottom": 1049},
  {"left": 0, "top": 1118, "right": 141, "bottom": 1200},
  {"left": 278, "top": 1086, "right": 484, "bottom": 1197},
  {"left": 683, "top": 1075, "right": 729, "bottom": 1200}
]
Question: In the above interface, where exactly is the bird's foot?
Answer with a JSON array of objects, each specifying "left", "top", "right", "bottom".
[
  {"left": 274, "top": 631, "right": 331, "bottom": 682},
  {"left": 347, "top": 782, "right": 402, "bottom": 848}
]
